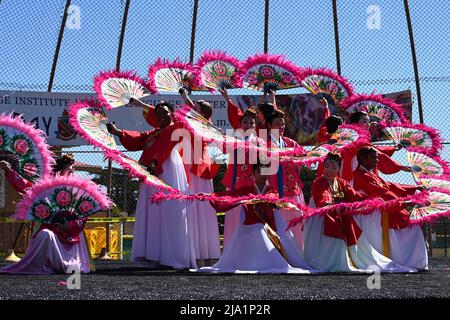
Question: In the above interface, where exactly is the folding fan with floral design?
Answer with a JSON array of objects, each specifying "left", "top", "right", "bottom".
[
  {"left": 381, "top": 122, "right": 442, "bottom": 155},
  {"left": 15, "top": 175, "right": 113, "bottom": 223},
  {"left": 407, "top": 189, "right": 450, "bottom": 224},
  {"left": 406, "top": 150, "right": 450, "bottom": 178},
  {"left": 0, "top": 113, "right": 54, "bottom": 183},
  {"left": 195, "top": 50, "right": 242, "bottom": 92},
  {"left": 327, "top": 124, "right": 370, "bottom": 153},
  {"left": 148, "top": 58, "right": 206, "bottom": 93},
  {"left": 69, "top": 100, "right": 120, "bottom": 154},
  {"left": 238, "top": 54, "right": 302, "bottom": 92},
  {"left": 94, "top": 70, "right": 154, "bottom": 109},
  {"left": 341, "top": 94, "right": 407, "bottom": 123},
  {"left": 107, "top": 152, "right": 179, "bottom": 194},
  {"left": 297, "top": 68, "right": 354, "bottom": 106},
  {"left": 419, "top": 175, "right": 450, "bottom": 191}
]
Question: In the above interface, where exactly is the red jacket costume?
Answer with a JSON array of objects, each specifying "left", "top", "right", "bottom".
[
  {"left": 143, "top": 107, "right": 219, "bottom": 179},
  {"left": 312, "top": 176, "right": 365, "bottom": 246},
  {"left": 352, "top": 166, "right": 419, "bottom": 229}
]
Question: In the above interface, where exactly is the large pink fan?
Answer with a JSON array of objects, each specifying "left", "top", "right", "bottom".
[
  {"left": 407, "top": 188, "right": 450, "bottom": 224},
  {"left": 381, "top": 122, "right": 442, "bottom": 155},
  {"left": 341, "top": 93, "right": 407, "bottom": 123},
  {"left": 406, "top": 149, "right": 450, "bottom": 179},
  {"left": 69, "top": 100, "right": 120, "bottom": 154},
  {"left": 298, "top": 68, "right": 354, "bottom": 106},
  {"left": 195, "top": 50, "right": 242, "bottom": 92},
  {"left": 238, "top": 53, "right": 302, "bottom": 92},
  {"left": 148, "top": 58, "right": 206, "bottom": 93},
  {"left": 15, "top": 175, "right": 112, "bottom": 223},
  {"left": 94, "top": 70, "right": 154, "bottom": 109},
  {"left": 419, "top": 175, "right": 450, "bottom": 191},
  {"left": 0, "top": 113, "right": 54, "bottom": 183},
  {"left": 326, "top": 124, "right": 371, "bottom": 153}
]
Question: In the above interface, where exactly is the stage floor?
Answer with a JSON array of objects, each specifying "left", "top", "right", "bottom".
[{"left": 0, "top": 257, "right": 448, "bottom": 300}]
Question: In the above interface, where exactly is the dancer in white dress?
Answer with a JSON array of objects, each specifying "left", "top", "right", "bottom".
[
  {"left": 303, "top": 152, "right": 416, "bottom": 273},
  {"left": 352, "top": 147, "right": 428, "bottom": 270},
  {"left": 108, "top": 102, "right": 197, "bottom": 269},
  {"left": 197, "top": 162, "right": 316, "bottom": 273}
]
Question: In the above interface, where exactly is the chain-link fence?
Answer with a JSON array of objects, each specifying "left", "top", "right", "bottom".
[{"left": 0, "top": 0, "right": 449, "bottom": 258}]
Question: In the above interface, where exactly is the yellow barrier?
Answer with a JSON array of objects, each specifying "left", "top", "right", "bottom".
[{"left": 84, "top": 225, "right": 122, "bottom": 259}]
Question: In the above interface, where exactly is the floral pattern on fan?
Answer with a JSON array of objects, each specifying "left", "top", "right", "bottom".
[
  {"left": 331, "top": 128, "right": 358, "bottom": 148},
  {"left": 419, "top": 177, "right": 450, "bottom": 190},
  {"left": 16, "top": 174, "right": 112, "bottom": 223},
  {"left": 202, "top": 61, "right": 238, "bottom": 90},
  {"left": 341, "top": 94, "right": 407, "bottom": 123},
  {"left": 148, "top": 58, "right": 205, "bottom": 93},
  {"left": 0, "top": 113, "right": 54, "bottom": 182},
  {"left": 239, "top": 54, "right": 301, "bottom": 92},
  {"left": 195, "top": 51, "right": 242, "bottom": 92},
  {"left": 384, "top": 127, "right": 432, "bottom": 148},
  {"left": 279, "top": 146, "right": 329, "bottom": 166},
  {"left": 94, "top": 70, "right": 153, "bottom": 109},
  {"left": 406, "top": 151, "right": 448, "bottom": 177},
  {"left": 69, "top": 101, "right": 120, "bottom": 154},
  {"left": 408, "top": 191, "right": 450, "bottom": 223},
  {"left": 298, "top": 68, "right": 353, "bottom": 106}
]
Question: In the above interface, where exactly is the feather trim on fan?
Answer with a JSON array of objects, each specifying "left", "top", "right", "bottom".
[
  {"left": 148, "top": 58, "right": 206, "bottom": 93},
  {"left": 238, "top": 53, "right": 302, "bottom": 92},
  {"left": 327, "top": 124, "right": 371, "bottom": 154},
  {"left": 106, "top": 151, "right": 181, "bottom": 194},
  {"left": 418, "top": 174, "right": 450, "bottom": 191},
  {"left": 15, "top": 174, "right": 113, "bottom": 222},
  {"left": 288, "top": 190, "right": 429, "bottom": 229},
  {"left": 0, "top": 113, "right": 54, "bottom": 182},
  {"left": 68, "top": 100, "right": 120, "bottom": 154},
  {"left": 406, "top": 148, "right": 450, "bottom": 177},
  {"left": 94, "top": 69, "right": 154, "bottom": 109},
  {"left": 341, "top": 93, "right": 408, "bottom": 123},
  {"left": 297, "top": 67, "right": 354, "bottom": 106},
  {"left": 379, "top": 121, "right": 443, "bottom": 154},
  {"left": 194, "top": 50, "right": 243, "bottom": 92},
  {"left": 407, "top": 187, "right": 450, "bottom": 225}
]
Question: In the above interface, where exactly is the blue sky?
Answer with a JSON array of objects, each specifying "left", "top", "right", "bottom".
[{"left": 0, "top": 0, "right": 449, "bottom": 177}]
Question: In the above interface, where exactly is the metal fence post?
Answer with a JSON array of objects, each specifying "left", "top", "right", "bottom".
[
  {"left": 98, "top": 158, "right": 113, "bottom": 259},
  {"left": 189, "top": 0, "right": 199, "bottom": 64},
  {"left": 332, "top": 0, "right": 341, "bottom": 75},
  {"left": 47, "top": 0, "right": 72, "bottom": 92}
]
